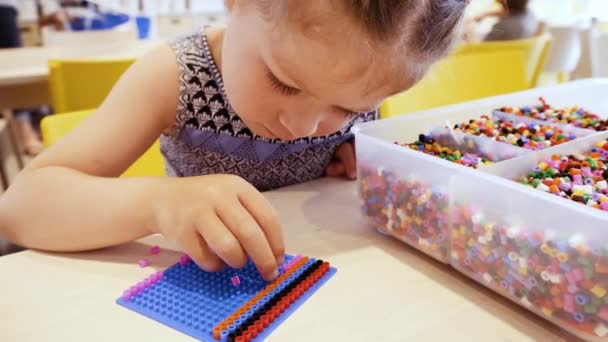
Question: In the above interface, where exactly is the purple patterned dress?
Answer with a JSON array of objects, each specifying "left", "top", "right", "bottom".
[{"left": 160, "top": 32, "right": 377, "bottom": 191}]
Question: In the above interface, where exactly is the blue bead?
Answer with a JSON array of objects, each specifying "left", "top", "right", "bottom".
[{"left": 576, "top": 294, "right": 589, "bottom": 305}]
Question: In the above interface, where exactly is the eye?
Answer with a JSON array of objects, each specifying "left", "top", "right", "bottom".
[
  {"left": 266, "top": 71, "right": 300, "bottom": 96},
  {"left": 335, "top": 107, "right": 358, "bottom": 119}
]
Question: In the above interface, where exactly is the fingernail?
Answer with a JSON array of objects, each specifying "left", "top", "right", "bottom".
[
  {"left": 271, "top": 269, "right": 278, "bottom": 280},
  {"left": 277, "top": 255, "right": 284, "bottom": 266}
]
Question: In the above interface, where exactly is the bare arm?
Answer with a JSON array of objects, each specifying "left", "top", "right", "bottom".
[
  {"left": 0, "top": 42, "right": 285, "bottom": 280},
  {"left": 0, "top": 45, "right": 179, "bottom": 251}
]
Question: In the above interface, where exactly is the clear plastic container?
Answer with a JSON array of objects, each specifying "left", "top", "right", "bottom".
[
  {"left": 450, "top": 132, "right": 608, "bottom": 341},
  {"left": 353, "top": 79, "right": 608, "bottom": 338},
  {"left": 353, "top": 118, "right": 527, "bottom": 263}
]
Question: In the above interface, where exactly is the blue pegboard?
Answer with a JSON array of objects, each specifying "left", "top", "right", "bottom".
[{"left": 116, "top": 254, "right": 336, "bottom": 341}]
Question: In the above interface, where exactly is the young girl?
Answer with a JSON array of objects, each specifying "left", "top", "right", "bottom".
[{"left": 0, "top": 0, "right": 468, "bottom": 280}]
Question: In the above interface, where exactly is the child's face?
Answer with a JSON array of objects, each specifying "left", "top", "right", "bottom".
[{"left": 221, "top": 2, "right": 417, "bottom": 140}]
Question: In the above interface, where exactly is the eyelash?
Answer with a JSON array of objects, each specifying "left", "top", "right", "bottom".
[
  {"left": 337, "top": 108, "right": 358, "bottom": 118},
  {"left": 267, "top": 71, "right": 300, "bottom": 96},
  {"left": 266, "top": 70, "right": 360, "bottom": 119}
]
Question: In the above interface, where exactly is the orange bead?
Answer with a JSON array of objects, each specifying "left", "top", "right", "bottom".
[
  {"left": 596, "top": 262, "right": 608, "bottom": 274},
  {"left": 569, "top": 168, "right": 582, "bottom": 175}
]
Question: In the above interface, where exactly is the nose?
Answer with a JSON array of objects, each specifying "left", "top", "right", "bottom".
[{"left": 279, "top": 110, "right": 323, "bottom": 138}]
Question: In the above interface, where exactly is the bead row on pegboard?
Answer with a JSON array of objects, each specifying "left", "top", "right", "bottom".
[{"left": 212, "top": 256, "right": 331, "bottom": 342}]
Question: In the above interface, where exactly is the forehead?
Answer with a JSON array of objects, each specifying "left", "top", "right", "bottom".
[{"left": 257, "top": 11, "right": 418, "bottom": 110}]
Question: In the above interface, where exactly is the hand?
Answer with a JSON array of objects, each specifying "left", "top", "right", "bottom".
[
  {"left": 38, "top": 12, "right": 69, "bottom": 31},
  {"left": 152, "top": 174, "right": 285, "bottom": 281},
  {"left": 325, "top": 141, "right": 357, "bottom": 180}
]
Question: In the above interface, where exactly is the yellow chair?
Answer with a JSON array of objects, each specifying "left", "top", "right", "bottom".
[
  {"left": 380, "top": 49, "right": 527, "bottom": 118},
  {"left": 453, "top": 33, "right": 552, "bottom": 88},
  {"left": 41, "top": 110, "right": 165, "bottom": 177},
  {"left": 48, "top": 59, "right": 134, "bottom": 113}
]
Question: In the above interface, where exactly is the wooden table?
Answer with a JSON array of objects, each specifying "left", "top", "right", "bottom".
[
  {"left": 0, "top": 40, "right": 163, "bottom": 109},
  {"left": 0, "top": 179, "right": 580, "bottom": 341}
]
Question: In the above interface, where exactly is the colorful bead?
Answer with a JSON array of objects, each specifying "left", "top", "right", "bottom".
[
  {"left": 150, "top": 245, "right": 161, "bottom": 255},
  {"left": 401, "top": 134, "right": 493, "bottom": 169},
  {"left": 500, "top": 98, "right": 608, "bottom": 131},
  {"left": 358, "top": 165, "right": 450, "bottom": 261},
  {"left": 452, "top": 205, "right": 608, "bottom": 338},
  {"left": 138, "top": 258, "right": 150, "bottom": 268},
  {"left": 231, "top": 275, "right": 241, "bottom": 287},
  {"left": 518, "top": 139, "right": 608, "bottom": 211},
  {"left": 453, "top": 115, "right": 579, "bottom": 150}
]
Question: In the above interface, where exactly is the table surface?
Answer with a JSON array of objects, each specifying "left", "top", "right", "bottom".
[
  {"left": 0, "top": 40, "right": 163, "bottom": 86},
  {"left": 0, "top": 178, "right": 581, "bottom": 342}
]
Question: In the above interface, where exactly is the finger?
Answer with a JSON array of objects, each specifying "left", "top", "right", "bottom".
[
  {"left": 218, "top": 203, "right": 279, "bottom": 281},
  {"left": 198, "top": 213, "right": 248, "bottom": 269},
  {"left": 179, "top": 229, "right": 225, "bottom": 272},
  {"left": 238, "top": 185, "right": 285, "bottom": 266},
  {"left": 336, "top": 142, "right": 357, "bottom": 179},
  {"left": 325, "top": 160, "right": 345, "bottom": 178}
]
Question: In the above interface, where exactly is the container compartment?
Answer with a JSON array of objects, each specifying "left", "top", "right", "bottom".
[{"left": 450, "top": 132, "right": 608, "bottom": 341}]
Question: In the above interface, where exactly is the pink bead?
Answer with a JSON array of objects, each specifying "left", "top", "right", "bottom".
[
  {"left": 566, "top": 271, "right": 578, "bottom": 284},
  {"left": 122, "top": 290, "right": 132, "bottom": 300},
  {"left": 573, "top": 174, "right": 583, "bottom": 185},
  {"left": 594, "top": 170, "right": 603, "bottom": 177},
  {"left": 179, "top": 254, "right": 191, "bottom": 266},
  {"left": 573, "top": 268, "right": 585, "bottom": 282},
  {"left": 564, "top": 295, "right": 575, "bottom": 313},
  {"left": 599, "top": 308, "right": 608, "bottom": 321},
  {"left": 582, "top": 167, "right": 592, "bottom": 177},
  {"left": 150, "top": 245, "right": 161, "bottom": 255},
  {"left": 601, "top": 202, "right": 608, "bottom": 211},
  {"left": 231, "top": 276, "right": 241, "bottom": 287},
  {"left": 138, "top": 258, "right": 150, "bottom": 268}
]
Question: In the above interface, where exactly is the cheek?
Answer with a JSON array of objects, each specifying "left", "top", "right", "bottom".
[
  {"left": 318, "top": 114, "right": 352, "bottom": 135},
  {"left": 221, "top": 31, "right": 283, "bottom": 122}
]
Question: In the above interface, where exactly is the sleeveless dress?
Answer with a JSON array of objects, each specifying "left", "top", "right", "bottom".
[{"left": 160, "top": 32, "right": 377, "bottom": 191}]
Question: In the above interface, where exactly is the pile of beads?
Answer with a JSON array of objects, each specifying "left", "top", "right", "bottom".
[
  {"left": 500, "top": 98, "right": 608, "bottom": 131},
  {"left": 358, "top": 164, "right": 450, "bottom": 262},
  {"left": 518, "top": 139, "right": 608, "bottom": 211},
  {"left": 450, "top": 205, "right": 608, "bottom": 339},
  {"left": 453, "top": 116, "right": 578, "bottom": 150},
  {"left": 403, "top": 134, "right": 493, "bottom": 168}
]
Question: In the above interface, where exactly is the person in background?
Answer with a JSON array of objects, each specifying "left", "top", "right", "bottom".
[
  {"left": 480, "top": 0, "right": 539, "bottom": 41},
  {"left": 0, "top": 0, "right": 67, "bottom": 155}
]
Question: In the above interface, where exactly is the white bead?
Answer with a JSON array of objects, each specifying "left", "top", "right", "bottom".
[
  {"left": 471, "top": 213, "right": 484, "bottom": 225},
  {"left": 483, "top": 273, "right": 493, "bottom": 284},
  {"left": 595, "top": 324, "right": 608, "bottom": 337}
]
